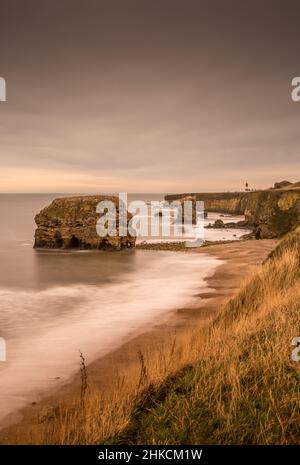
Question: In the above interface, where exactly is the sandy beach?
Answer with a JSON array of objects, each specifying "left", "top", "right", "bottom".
[{"left": 0, "top": 238, "right": 277, "bottom": 444}]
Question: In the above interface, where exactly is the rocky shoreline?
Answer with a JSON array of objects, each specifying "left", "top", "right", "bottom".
[
  {"left": 165, "top": 183, "right": 300, "bottom": 239},
  {"left": 33, "top": 183, "right": 300, "bottom": 254}
]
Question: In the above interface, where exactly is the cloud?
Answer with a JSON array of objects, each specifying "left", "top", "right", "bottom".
[{"left": 0, "top": 0, "right": 300, "bottom": 192}]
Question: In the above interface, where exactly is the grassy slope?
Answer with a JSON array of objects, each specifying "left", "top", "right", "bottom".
[
  {"left": 9, "top": 231, "right": 299, "bottom": 444},
  {"left": 112, "top": 228, "right": 300, "bottom": 444}
]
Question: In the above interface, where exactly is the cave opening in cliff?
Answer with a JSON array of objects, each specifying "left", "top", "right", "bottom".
[{"left": 68, "top": 235, "right": 80, "bottom": 248}]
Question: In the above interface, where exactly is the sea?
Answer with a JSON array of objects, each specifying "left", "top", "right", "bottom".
[{"left": 0, "top": 193, "right": 248, "bottom": 426}]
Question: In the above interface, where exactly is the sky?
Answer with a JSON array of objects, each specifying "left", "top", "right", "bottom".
[{"left": 0, "top": 0, "right": 300, "bottom": 193}]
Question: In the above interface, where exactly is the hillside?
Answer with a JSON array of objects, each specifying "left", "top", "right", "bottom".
[{"left": 112, "top": 228, "right": 300, "bottom": 444}]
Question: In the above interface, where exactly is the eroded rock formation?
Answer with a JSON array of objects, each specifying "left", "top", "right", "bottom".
[
  {"left": 166, "top": 186, "right": 300, "bottom": 239},
  {"left": 34, "top": 195, "right": 136, "bottom": 250},
  {"left": 244, "top": 189, "right": 300, "bottom": 239}
]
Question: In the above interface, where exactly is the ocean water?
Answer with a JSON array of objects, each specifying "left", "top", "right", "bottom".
[
  {"left": 138, "top": 211, "right": 250, "bottom": 244},
  {"left": 0, "top": 194, "right": 223, "bottom": 426}
]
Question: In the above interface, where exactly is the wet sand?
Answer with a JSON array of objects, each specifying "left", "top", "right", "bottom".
[{"left": 0, "top": 239, "right": 277, "bottom": 443}]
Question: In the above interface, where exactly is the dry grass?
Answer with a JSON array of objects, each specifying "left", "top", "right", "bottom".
[
  {"left": 17, "top": 319, "right": 211, "bottom": 444},
  {"left": 7, "top": 229, "right": 300, "bottom": 444}
]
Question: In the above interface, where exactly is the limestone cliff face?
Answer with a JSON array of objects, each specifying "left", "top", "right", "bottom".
[
  {"left": 244, "top": 190, "right": 300, "bottom": 239},
  {"left": 166, "top": 192, "right": 247, "bottom": 215},
  {"left": 166, "top": 189, "right": 300, "bottom": 239},
  {"left": 204, "top": 196, "right": 247, "bottom": 214},
  {"left": 34, "top": 196, "right": 136, "bottom": 250}
]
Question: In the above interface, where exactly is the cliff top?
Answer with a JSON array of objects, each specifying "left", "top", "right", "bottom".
[{"left": 273, "top": 181, "right": 300, "bottom": 190}]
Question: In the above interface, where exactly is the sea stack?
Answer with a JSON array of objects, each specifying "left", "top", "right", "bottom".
[{"left": 34, "top": 195, "right": 136, "bottom": 250}]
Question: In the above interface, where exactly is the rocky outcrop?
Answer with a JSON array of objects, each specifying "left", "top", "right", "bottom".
[
  {"left": 206, "top": 219, "right": 249, "bottom": 229},
  {"left": 34, "top": 195, "right": 136, "bottom": 250},
  {"left": 271, "top": 180, "right": 300, "bottom": 190},
  {"left": 273, "top": 180, "right": 293, "bottom": 190},
  {"left": 176, "top": 195, "right": 198, "bottom": 224},
  {"left": 155, "top": 196, "right": 207, "bottom": 224},
  {"left": 166, "top": 187, "right": 300, "bottom": 239},
  {"left": 244, "top": 189, "right": 300, "bottom": 239}
]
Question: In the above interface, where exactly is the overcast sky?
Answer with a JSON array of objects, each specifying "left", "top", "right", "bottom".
[{"left": 0, "top": 0, "right": 299, "bottom": 193}]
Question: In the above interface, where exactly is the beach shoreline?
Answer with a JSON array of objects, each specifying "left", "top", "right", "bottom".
[{"left": 0, "top": 239, "right": 278, "bottom": 444}]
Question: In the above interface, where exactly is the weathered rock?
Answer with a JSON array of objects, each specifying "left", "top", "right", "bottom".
[
  {"left": 245, "top": 190, "right": 300, "bottom": 239},
  {"left": 172, "top": 195, "right": 199, "bottom": 225},
  {"left": 34, "top": 195, "right": 136, "bottom": 250},
  {"left": 214, "top": 219, "right": 225, "bottom": 228},
  {"left": 166, "top": 187, "right": 300, "bottom": 239},
  {"left": 206, "top": 219, "right": 250, "bottom": 229},
  {"left": 273, "top": 180, "right": 293, "bottom": 190}
]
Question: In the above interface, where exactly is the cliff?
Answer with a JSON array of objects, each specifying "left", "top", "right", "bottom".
[
  {"left": 34, "top": 195, "right": 136, "bottom": 250},
  {"left": 244, "top": 189, "right": 300, "bottom": 238},
  {"left": 166, "top": 192, "right": 248, "bottom": 215},
  {"left": 166, "top": 188, "right": 300, "bottom": 239}
]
